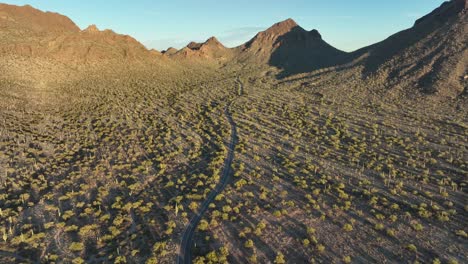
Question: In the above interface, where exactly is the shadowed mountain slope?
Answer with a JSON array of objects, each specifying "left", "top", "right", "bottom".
[
  {"left": 235, "top": 19, "right": 347, "bottom": 77},
  {"left": 0, "top": 1, "right": 466, "bottom": 98},
  {"left": 353, "top": 0, "right": 467, "bottom": 98}
]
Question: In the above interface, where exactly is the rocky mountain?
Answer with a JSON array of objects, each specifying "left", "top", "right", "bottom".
[
  {"left": 0, "top": 4, "right": 157, "bottom": 63},
  {"left": 0, "top": 1, "right": 466, "bottom": 96},
  {"left": 162, "top": 47, "right": 179, "bottom": 55},
  {"left": 170, "top": 37, "right": 233, "bottom": 60},
  {"left": 353, "top": 0, "right": 467, "bottom": 98},
  {"left": 46, "top": 24, "right": 157, "bottom": 63},
  {"left": 0, "top": 3, "right": 79, "bottom": 34},
  {"left": 235, "top": 18, "right": 347, "bottom": 76}
]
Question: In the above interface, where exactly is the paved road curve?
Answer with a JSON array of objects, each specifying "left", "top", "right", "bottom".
[{"left": 177, "top": 78, "right": 242, "bottom": 264}]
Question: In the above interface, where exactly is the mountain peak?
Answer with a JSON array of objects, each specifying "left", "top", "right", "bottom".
[
  {"left": 242, "top": 18, "right": 323, "bottom": 51},
  {"left": 187, "top": 41, "right": 202, "bottom": 50},
  {"left": 84, "top": 24, "right": 100, "bottom": 33},
  {"left": 186, "top": 37, "right": 225, "bottom": 51},
  {"left": 203, "top": 37, "right": 226, "bottom": 49},
  {"left": 277, "top": 18, "right": 298, "bottom": 28},
  {"left": 206, "top": 36, "right": 221, "bottom": 44},
  {"left": 266, "top": 18, "right": 301, "bottom": 35},
  {"left": 0, "top": 3, "right": 80, "bottom": 33},
  {"left": 309, "top": 29, "right": 322, "bottom": 39},
  {"left": 162, "top": 47, "right": 178, "bottom": 55}
]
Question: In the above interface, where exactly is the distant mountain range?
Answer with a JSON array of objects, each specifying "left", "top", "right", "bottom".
[{"left": 0, "top": 0, "right": 466, "bottom": 98}]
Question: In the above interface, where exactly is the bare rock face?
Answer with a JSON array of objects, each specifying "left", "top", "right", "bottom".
[
  {"left": 241, "top": 18, "right": 322, "bottom": 51},
  {"left": 197, "top": 37, "right": 227, "bottom": 53},
  {"left": 0, "top": 3, "right": 80, "bottom": 33},
  {"left": 83, "top": 24, "right": 100, "bottom": 33},
  {"left": 263, "top": 18, "right": 298, "bottom": 37},
  {"left": 236, "top": 18, "right": 346, "bottom": 76},
  {"left": 172, "top": 36, "right": 232, "bottom": 60},
  {"left": 354, "top": 0, "right": 468, "bottom": 98},
  {"left": 202, "top": 37, "right": 225, "bottom": 49},
  {"left": 0, "top": 4, "right": 157, "bottom": 63},
  {"left": 187, "top": 41, "right": 203, "bottom": 50},
  {"left": 162, "top": 47, "right": 178, "bottom": 55}
]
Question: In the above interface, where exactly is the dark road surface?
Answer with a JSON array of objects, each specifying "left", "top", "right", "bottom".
[{"left": 177, "top": 78, "right": 242, "bottom": 264}]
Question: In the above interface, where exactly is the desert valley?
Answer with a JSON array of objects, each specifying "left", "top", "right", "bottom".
[{"left": 0, "top": 0, "right": 467, "bottom": 263}]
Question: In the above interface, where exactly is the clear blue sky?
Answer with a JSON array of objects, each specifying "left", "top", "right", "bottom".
[{"left": 4, "top": 0, "right": 445, "bottom": 52}]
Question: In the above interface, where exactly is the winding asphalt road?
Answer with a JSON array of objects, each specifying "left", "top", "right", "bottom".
[{"left": 177, "top": 78, "right": 242, "bottom": 264}]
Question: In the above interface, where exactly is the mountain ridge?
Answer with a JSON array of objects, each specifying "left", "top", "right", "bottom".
[
  {"left": 0, "top": 1, "right": 466, "bottom": 98},
  {"left": 0, "top": 3, "right": 79, "bottom": 33},
  {"left": 351, "top": 0, "right": 467, "bottom": 98}
]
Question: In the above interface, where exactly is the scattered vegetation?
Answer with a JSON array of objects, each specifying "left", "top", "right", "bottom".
[{"left": 0, "top": 27, "right": 466, "bottom": 264}]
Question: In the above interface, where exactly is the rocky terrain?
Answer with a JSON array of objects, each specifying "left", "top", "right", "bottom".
[{"left": 0, "top": 1, "right": 466, "bottom": 263}]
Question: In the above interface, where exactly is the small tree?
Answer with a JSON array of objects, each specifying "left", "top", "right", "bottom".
[
  {"left": 244, "top": 239, "right": 254, "bottom": 248},
  {"left": 274, "top": 253, "right": 286, "bottom": 264},
  {"left": 198, "top": 219, "right": 209, "bottom": 231}
]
